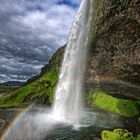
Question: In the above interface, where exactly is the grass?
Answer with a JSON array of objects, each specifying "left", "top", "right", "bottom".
[
  {"left": 0, "top": 69, "right": 59, "bottom": 108},
  {"left": 87, "top": 90, "right": 139, "bottom": 117},
  {"left": 102, "top": 129, "right": 140, "bottom": 140}
]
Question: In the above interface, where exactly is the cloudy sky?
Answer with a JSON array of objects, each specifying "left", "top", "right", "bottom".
[{"left": 0, "top": 0, "right": 81, "bottom": 82}]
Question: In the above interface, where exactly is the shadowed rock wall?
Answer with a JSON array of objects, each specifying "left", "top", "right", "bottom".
[{"left": 87, "top": 0, "right": 140, "bottom": 85}]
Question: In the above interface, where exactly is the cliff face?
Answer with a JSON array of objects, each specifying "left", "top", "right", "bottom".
[
  {"left": 87, "top": 0, "right": 140, "bottom": 85},
  {"left": 35, "top": 0, "right": 140, "bottom": 86}
]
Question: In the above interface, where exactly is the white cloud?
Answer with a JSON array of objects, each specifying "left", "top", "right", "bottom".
[
  {"left": 12, "top": 3, "right": 77, "bottom": 46},
  {"left": 0, "top": 0, "right": 81, "bottom": 82}
]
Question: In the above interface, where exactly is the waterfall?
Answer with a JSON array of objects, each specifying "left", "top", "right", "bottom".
[
  {"left": 52, "top": 0, "right": 93, "bottom": 125},
  {"left": 1, "top": 1, "right": 124, "bottom": 140}
]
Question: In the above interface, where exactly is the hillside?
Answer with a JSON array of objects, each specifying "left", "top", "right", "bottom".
[{"left": 0, "top": 47, "right": 64, "bottom": 108}]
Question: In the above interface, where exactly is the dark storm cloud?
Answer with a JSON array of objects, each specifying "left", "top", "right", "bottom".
[{"left": 0, "top": 0, "right": 81, "bottom": 82}]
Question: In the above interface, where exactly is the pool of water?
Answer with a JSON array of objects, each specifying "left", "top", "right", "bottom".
[{"left": 2, "top": 106, "right": 123, "bottom": 140}]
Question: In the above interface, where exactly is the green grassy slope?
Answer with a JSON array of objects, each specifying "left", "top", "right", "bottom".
[
  {"left": 0, "top": 47, "right": 64, "bottom": 108},
  {"left": 0, "top": 69, "right": 59, "bottom": 108}
]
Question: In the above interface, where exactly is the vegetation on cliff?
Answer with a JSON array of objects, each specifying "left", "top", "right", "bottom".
[{"left": 88, "top": 90, "right": 140, "bottom": 117}]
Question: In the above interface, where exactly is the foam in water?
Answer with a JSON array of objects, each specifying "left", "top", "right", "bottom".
[{"left": 51, "top": 0, "right": 93, "bottom": 126}]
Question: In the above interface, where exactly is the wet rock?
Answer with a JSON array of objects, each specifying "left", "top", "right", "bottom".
[
  {"left": 0, "top": 109, "right": 19, "bottom": 134},
  {"left": 85, "top": 80, "right": 140, "bottom": 99},
  {"left": 0, "top": 118, "right": 4, "bottom": 131},
  {"left": 87, "top": 0, "right": 140, "bottom": 85}
]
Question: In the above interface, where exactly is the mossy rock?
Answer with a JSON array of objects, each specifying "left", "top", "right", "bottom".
[
  {"left": 102, "top": 129, "right": 140, "bottom": 140},
  {"left": 87, "top": 90, "right": 139, "bottom": 117}
]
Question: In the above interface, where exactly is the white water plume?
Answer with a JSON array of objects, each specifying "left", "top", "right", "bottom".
[
  {"left": 2, "top": 106, "right": 122, "bottom": 140},
  {"left": 51, "top": 0, "right": 93, "bottom": 125}
]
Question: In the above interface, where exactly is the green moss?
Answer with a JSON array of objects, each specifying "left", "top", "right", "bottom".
[
  {"left": 102, "top": 129, "right": 140, "bottom": 140},
  {"left": 88, "top": 90, "right": 139, "bottom": 117},
  {"left": 0, "top": 69, "right": 59, "bottom": 108}
]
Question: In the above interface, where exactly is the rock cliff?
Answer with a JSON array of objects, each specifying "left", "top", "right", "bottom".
[{"left": 87, "top": 0, "right": 140, "bottom": 85}]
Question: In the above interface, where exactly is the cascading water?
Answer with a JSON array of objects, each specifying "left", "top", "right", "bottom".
[
  {"left": 1, "top": 1, "right": 123, "bottom": 139},
  {"left": 52, "top": 0, "right": 93, "bottom": 125}
]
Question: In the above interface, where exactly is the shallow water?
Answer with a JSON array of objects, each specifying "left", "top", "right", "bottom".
[{"left": 2, "top": 106, "right": 123, "bottom": 140}]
